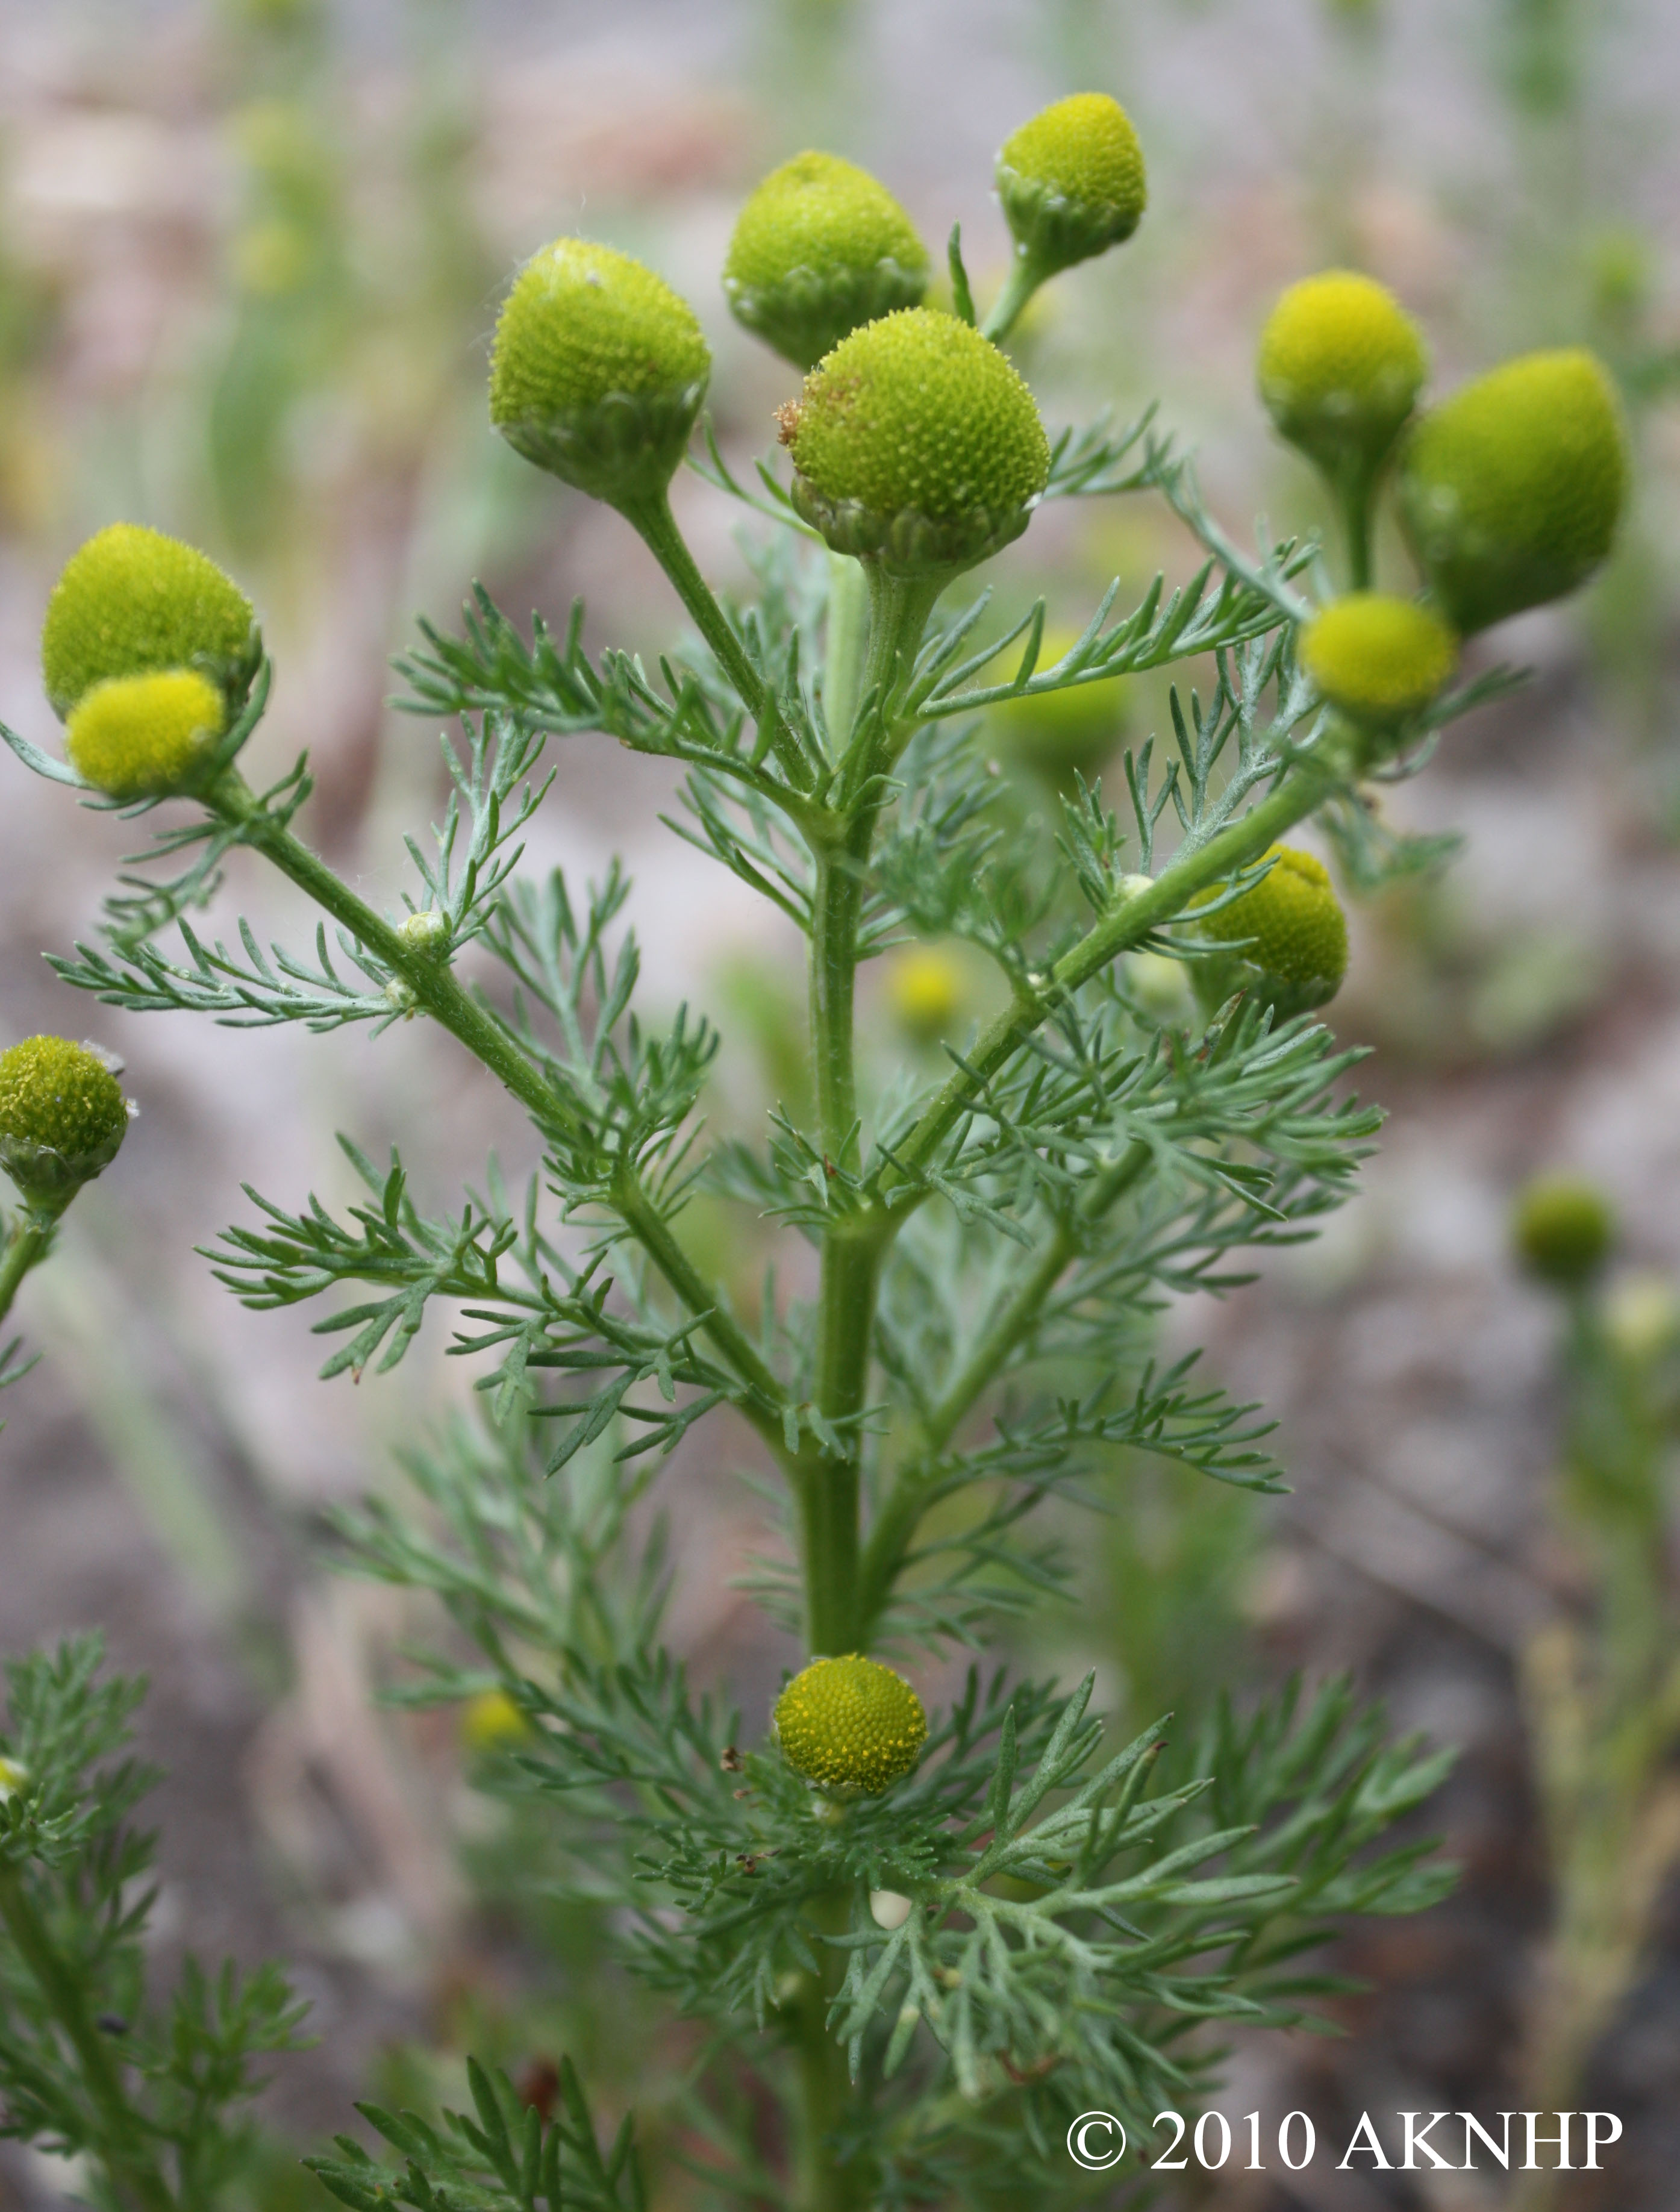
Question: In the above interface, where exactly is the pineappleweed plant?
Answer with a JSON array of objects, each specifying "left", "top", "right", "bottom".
[{"left": 0, "top": 92, "right": 1631, "bottom": 2212}]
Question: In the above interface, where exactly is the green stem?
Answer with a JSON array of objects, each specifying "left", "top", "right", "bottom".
[
  {"left": 981, "top": 252, "right": 1049, "bottom": 346},
  {"left": 0, "top": 1861, "right": 178, "bottom": 2212},
  {"left": 873, "top": 752, "right": 1346, "bottom": 1210},
  {"left": 619, "top": 488, "right": 813, "bottom": 790},
  {"left": 822, "top": 553, "right": 870, "bottom": 756},
  {"left": 207, "top": 775, "right": 788, "bottom": 1443},
  {"left": 0, "top": 1211, "right": 58, "bottom": 1331},
  {"left": 858, "top": 1141, "right": 1150, "bottom": 1633},
  {"left": 790, "top": 1890, "right": 863, "bottom": 2212},
  {"left": 1337, "top": 464, "right": 1376, "bottom": 591}
]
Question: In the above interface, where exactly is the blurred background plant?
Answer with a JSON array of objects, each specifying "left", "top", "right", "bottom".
[{"left": 0, "top": 0, "right": 1676, "bottom": 2204}]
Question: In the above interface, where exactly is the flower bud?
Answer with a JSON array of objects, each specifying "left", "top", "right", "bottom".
[
  {"left": 996, "top": 93, "right": 1147, "bottom": 276},
  {"left": 1397, "top": 348, "right": 1629, "bottom": 634},
  {"left": 66, "top": 669, "right": 226, "bottom": 801},
  {"left": 782, "top": 307, "right": 1049, "bottom": 579},
  {"left": 0, "top": 1037, "right": 131, "bottom": 1207},
  {"left": 773, "top": 1654, "right": 927, "bottom": 1796},
  {"left": 887, "top": 946, "right": 964, "bottom": 1043},
  {"left": 398, "top": 910, "right": 451, "bottom": 958},
  {"left": 41, "top": 524, "right": 257, "bottom": 722},
  {"left": 723, "top": 152, "right": 931, "bottom": 370},
  {"left": 1513, "top": 1173, "right": 1614, "bottom": 1290},
  {"left": 1257, "top": 271, "right": 1427, "bottom": 486},
  {"left": 1193, "top": 845, "right": 1348, "bottom": 1021},
  {"left": 489, "top": 239, "right": 711, "bottom": 507},
  {"left": 1301, "top": 593, "right": 1457, "bottom": 727}
]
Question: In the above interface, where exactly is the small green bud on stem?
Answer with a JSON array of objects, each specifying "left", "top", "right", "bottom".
[
  {"left": 996, "top": 93, "right": 1148, "bottom": 280},
  {"left": 0, "top": 1037, "right": 131, "bottom": 1211},
  {"left": 1191, "top": 845, "right": 1349, "bottom": 1022},
  {"left": 1301, "top": 593, "right": 1457, "bottom": 729},
  {"left": 724, "top": 152, "right": 930, "bottom": 370},
  {"left": 1513, "top": 1173, "right": 1616, "bottom": 1291},
  {"left": 1258, "top": 270, "right": 1427, "bottom": 486},
  {"left": 774, "top": 1654, "right": 928, "bottom": 1796}
]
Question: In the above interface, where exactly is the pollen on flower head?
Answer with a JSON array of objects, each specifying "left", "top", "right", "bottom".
[
  {"left": 66, "top": 669, "right": 226, "bottom": 801},
  {"left": 1301, "top": 594, "right": 1457, "bottom": 725},
  {"left": 723, "top": 151, "right": 931, "bottom": 369},
  {"left": 1397, "top": 348, "right": 1628, "bottom": 634},
  {"left": 773, "top": 1654, "right": 928, "bottom": 1796},
  {"left": 489, "top": 239, "right": 710, "bottom": 503},
  {"left": 0, "top": 1036, "right": 131, "bottom": 1204},
  {"left": 996, "top": 93, "right": 1147, "bottom": 273},
  {"left": 787, "top": 307, "right": 1049, "bottom": 576},
  {"left": 42, "top": 524, "right": 255, "bottom": 722},
  {"left": 1257, "top": 270, "right": 1427, "bottom": 481}
]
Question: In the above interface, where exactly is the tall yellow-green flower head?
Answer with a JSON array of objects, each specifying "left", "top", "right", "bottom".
[
  {"left": 1193, "top": 845, "right": 1348, "bottom": 1022},
  {"left": 1301, "top": 594, "right": 1457, "bottom": 728},
  {"left": 996, "top": 93, "right": 1147, "bottom": 276},
  {"left": 1513, "top": 1173, "right": 1615, "bottom": 1291},
  {"left": 489, "top": 239, "right": 711, "bottom": 507},
  {"left": 773, "top": 1655, "right": 927, "bottom": 1797},
  {"left": 41, "top": 524, "right": 256, "bottom": 722},
  {"left": 781, "top": 308, "right": 1050, "bottom": 579},
  {"left": 66, "top": 670, "right": 226, "bottom": 801},
  {"left": 723, "top": 152, "right": 931, "bottom": 370},
  {"left": 1257, "top": 271, "right": 1427, "bottom": 487},
  {"left": 0, "top": 1037, "right": 131, "bottom": 1207},
  {"left": 1397, "top": 348, "right": 1628, "bottom": 634}
]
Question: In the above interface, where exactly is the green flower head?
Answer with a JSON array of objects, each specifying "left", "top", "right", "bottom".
[
  {"left": 0, "top": 1037, "right": 131, "bottom": 1207},
  {"left": 41, "top": 524, "right": 256, "bottom": 723},
  {"left": 489, "top": 238, "right": 711, "bottom": 507},
  {"left": 66, "top": 669, "right": 226, "bottom": 802},
  {"left": 996, "top": 93, "right": 1147, "bottom": 276},
  {"left": 1257, "top": 270, "right": 1428, "bottom": 484},
  {"left": 991, "top": 626, "right": 1131, "bottom": 785},
  {"left": 1193, "top": 845, "right": 1348, "bottom": 1022},
  {"left": 783, "top": 307, "right": 1050, "bottom": 578},
  {"left": 723, "top": 151, "right": 931, "bottom": 370},
  {"left": 1397, "top": 348, "right": 1629, "bottom": 634},
  {"left": 1301, "top": 594, "right": 1457, "bottom": 727},
  {"left": 774, "top": 1654, "right": 928, "bottom": 1797},
  {"left": 1513, "top": 1173, "right": 1615, "bottom": 1291}
]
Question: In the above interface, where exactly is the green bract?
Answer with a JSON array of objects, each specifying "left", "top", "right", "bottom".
[
  {"left": 1514, "top": 1173, "right": 1616, "bottom": 1290},
  {"left": 1193, "top": 845, "right": 1348, "bottom": 1021},
  {"left": 40, "top": 524, "right": 256, "bottom": 722},
  {"left": 66, "top": 669, "right": 226, "bottom": 801},
  {"left": 996, "top": 92, "right": 1147, "bottom": 276},
  {"left": 1257, "top": 270, "right": 1427, "bottom": 484},
  {"left": 723, "top": 151, "right": 931, "bottom": 370},
  {"left": 0, "top": 1036, "right": 130, "bottom": 1205},
  {"left": 489, "top": 239, "right": 711, "bottom": 505},
  {"left": 1302, "top": 593, "right": 1457, "bottom": 726},
  {"left": 1397, "top": 348, "right": 1629, "bottom": 634},
  {"left": 774, "top": 1655, "right": 928, "bottom": 1796},
  {"left": 784, "top": 307, "right": 1050, "bottom": 577}
]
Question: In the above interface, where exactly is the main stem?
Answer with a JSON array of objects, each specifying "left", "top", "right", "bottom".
[
  {"left": 0, "top": 1211, "right": 59, "bottom": 1331},
  {"left": 801, "top": 567, "right": 943, "bottom": 1661},
  {"left": 0, "top": 1861, "right": 178, "bottom": 2212}
]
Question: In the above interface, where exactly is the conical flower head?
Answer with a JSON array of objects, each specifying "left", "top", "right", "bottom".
[
  {"left": 490, "top": 239, "right": 711, "bottom": 506},
  {"left": 0, "top": 1037, "right": 130, "bottom": 1205},
  {"left": 774, "top": 1655, "right": 927, "bottom": 1796},
  {"left": 1257, "top": 270, "right": 1427, "bottom": 483},
  {"left": 1302, "top": 594, "right": 1457, "bottom": 727},
  {"left": 1513, "top": 1173, "right": 1615, "bottom": 1290},
  {"left": 996, "top": 93, "right": 1147, "bottom": 275},
  {"left": 1193, "top": 845, "right": 1348, "bottom": 1021},
  {"left": 724, "top": 152, "right": 931, "bottom": 370},
  {"left": 41, "top": 524, "right": 256, "bottom": 722},
  {"left": 783, "top": 307, "right": 1050, "bottom": 579},
  {"left": 1397, "top": 348, "right": 1628, "bottom": 633},
  {"left": 66, "top": 669, "right": 226, "bottom": 801}
]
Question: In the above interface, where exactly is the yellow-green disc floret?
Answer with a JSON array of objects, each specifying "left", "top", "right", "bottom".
[
  {"left": 489, "top": 239, "right": 711, "bottom": 506},
  {"left": 1193, "top": 845, "right": 1348, "bottom": 1021},
  {"left": 996, "top": 93, "right": 1147, "bottom": 275},
  {"left": 773, "top": 1655, "right": 928, "bottom": 1796},
  {"left": 784, "top": 307, "right": 1050, "bottom": 578},
  {"left": 1396, "top": 348, "right": 1628, "bottom": 634},
  {"left": 1257, "top": 270, "right": 1427, "bottom": 484},
  {"left": 1301, "top": 594, "right": 1457, "bottom": 726},
  {"left": 0, "top": 1036, "right": 130, "bottom": 1205},
  {"left": 723, "top": 152, "right": 931, "bottom": 370},
  {"left": 1513, "top": 1173, "right": 1615, "bottom": 1290},
  {"left": 66, "top": 669, "right": 226, "bottom": 801},
  {"left": 41, "top": 523, "right": 256, "bottom": 722}
]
